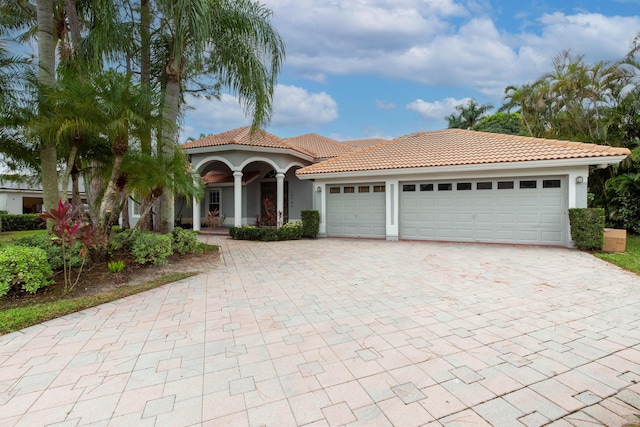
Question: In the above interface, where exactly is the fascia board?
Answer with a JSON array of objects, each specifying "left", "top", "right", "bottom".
[
  {"left": 296, "top": 156, "right": 629, "bottom": 180},
  {"left": 184, "top": 144, "right": 316, "bottom": 162}
]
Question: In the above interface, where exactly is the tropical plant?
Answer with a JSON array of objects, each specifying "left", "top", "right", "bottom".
[
  {"left": 154, "top": 0, "right": 286, "bottom": 233},
  {"left": 446, "top": 99, "right": 494, "bottom": 130},
  {"left": 472, "top": 112, "right": 523, "bottom": 135},
  {"left": 107, "top": 260, "right": 125, "bottom": 274},
  {"left": 40, "top": 200, "right": 95, "bottom": 293}
]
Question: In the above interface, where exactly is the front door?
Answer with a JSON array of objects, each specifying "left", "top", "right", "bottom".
[{"left": 261, "top": 181, "right": 288, "bottom": 225}]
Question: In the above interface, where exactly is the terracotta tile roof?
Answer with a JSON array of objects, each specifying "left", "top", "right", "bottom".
[
  {"left": 284, "top": 133, "right": 355, "bottom": 159},
  {"left": 342, "top": 138, "right": 387, "bottom": 150},
  {"left": 297, "top": 129, "right": 631, "bottom": 175},
  {"left": 182, "top": 127, "right": 314, "bottom": 157}
]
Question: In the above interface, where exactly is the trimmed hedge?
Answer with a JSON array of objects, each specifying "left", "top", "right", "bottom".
[
  {"left": 0, "top": 214, "right": 44, "bottom": 232},
  {"left": 568, "top": 208, "right": 605, "bottom": 250},
  {"left": 301, "top": 210, "right": 320, "bottom": 239},
  {"left": 230, "top": 222, "right": 303, "bottom": 241}
]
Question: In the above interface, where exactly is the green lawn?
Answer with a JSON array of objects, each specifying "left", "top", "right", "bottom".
[
  {"left": 0, "top": 229, "right": 47, "bottom": 244},
  {"left": 596, "top": 234, "right": 640, "bottom": 275}
]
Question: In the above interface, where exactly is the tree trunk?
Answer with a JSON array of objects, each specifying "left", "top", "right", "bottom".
[
  {"left": 121, "top": 194, "right": 130, "bottom": 230},
  {"left": 136, "top": 0, "right": 154, "bottom": 231},
  {"left": 158, "top": 70, "right": 181, "bottom": 234},
  {"left": 98, "top": 154, "right": 124, "bottom": 236},
  {"left": 84, "top": 161, "right": 104, "bottom": 228},
  {"left": 37, "top": 0, "right": 58, "bottom": 213}
]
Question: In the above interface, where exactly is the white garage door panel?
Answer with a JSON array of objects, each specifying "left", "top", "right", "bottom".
[
  {"left": 327, "top": 184, "right": 386, "bottom": 238},
  {"left": 400, "top": 177, "right": 566, "bottom": 245}
]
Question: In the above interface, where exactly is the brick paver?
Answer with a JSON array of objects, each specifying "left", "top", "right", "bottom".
[{"left": 1, "top": 237, "right": 640, "bottom": 426}]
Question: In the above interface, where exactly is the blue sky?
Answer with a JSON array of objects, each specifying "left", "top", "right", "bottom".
[{"left": 182, "top": 0, "right": 640, "bottom": 142}]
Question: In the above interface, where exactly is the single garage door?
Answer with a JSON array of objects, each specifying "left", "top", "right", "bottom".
[
  {"left": 400, "top": 177, "right": 567, "bottom": 245},
  {"left": 327, "top": 184, "right": 386, "bottom": 238}
]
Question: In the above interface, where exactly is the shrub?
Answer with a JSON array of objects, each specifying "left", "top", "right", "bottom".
[
  {"left": 15, "top": 234, "right": 84, "bottom": 271},
  {"left": 229, "top": 222, "right": 303, "bottom": 242},
  {"left": 278, "top": 221, "right": 303, "bottom": 240},
  {"left": 131, "top": 232, "right": 172, "bottom": 265},
  {"left": 569, "top": 208, "right": 605, "bottom": 250},
  {"left": 0, "top": 214, "right": 44, "bottom": 232},
  {"left": 301, "top": 210, "right": 320, "bottom": 239},
  {"left": 109, "top": 228, "right": 137, "bottom": 252},
  {"left": 172, "top": 227, "right": 201, "bottom": 255},
  {"left": 0, "top": 245, "right": 54, "bottom": 296},
  {"left": 230, "top": 225, "right": 259, "bottom": 240}
]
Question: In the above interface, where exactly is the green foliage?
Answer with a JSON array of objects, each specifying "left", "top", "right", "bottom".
[
  {"left": 109, "top": 228, "right": 137, "bottom": 252},
  {"left": 0, "top": 246, "right": 54, "bottom": 296},
  {"left": 606, "top": 173, "right": 640, "bottom": 234},
  {"left": 568, "top": 208, "right": 605, "bottom": 250},
  {"left": 107, "top": 260, "right": 126, "bottom": 274},
  {"left": 277, "top": 221, "right": 303, "bottom": 240},
  {"left": 0, "top": 229, "right": 47, "bottom": 245},
  {"left": 0, "top": 214, "right": 44, "bottom": 231},
  {"left": 472, "top": 112, "right": 524, "bottom": 135},
  {"left": 172, "top": 227, "right": 202, "bottom": 255},
  {"left": 131, "top": 232, "right": 172, "bottom": 265},
  {"left": 230, "top": 222, "right": 303, "bottom": 241},
  {"left": 446, "top": 99, "right": 494, "bottom": 130},
  {"left": 15, "top": 234, "right": 84, "bottom": 271},
  {"left": 301, "top": 210, "right": 320, "bottom": 239}
]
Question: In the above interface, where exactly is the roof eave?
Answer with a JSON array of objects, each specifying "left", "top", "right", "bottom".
[
  {"left": 296, "top": 156, "right": 629, "bottom": 180},
  {"left": 184, "top": 144, "right": 316, "bottom": 162}
]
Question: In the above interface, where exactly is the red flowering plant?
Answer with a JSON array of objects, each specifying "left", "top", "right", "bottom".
[{"left": 41, "top": 200, "right": 96, "bottom": 293}]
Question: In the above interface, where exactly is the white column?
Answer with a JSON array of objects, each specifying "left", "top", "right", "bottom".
[
  {"left": 192, "top": 195, "right": 201, "bottom": 231},
  {"left": 276, "top": 172, "right": 285, "bottom": 227},
  {"left": 233, "top": 170, "right": 243, "bottom": 227},
  {"left": 386, "top": 180, "right": 399, "bottom": 240},
  {"left": 568, "top": 172, "right": 578, "bottom": 209}
]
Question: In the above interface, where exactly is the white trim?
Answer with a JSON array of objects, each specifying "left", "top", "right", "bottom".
[
  {"left": 193, "top": 155, "right": 235, "bottom": 173},
  {"left": 296, "top": 156, "right": 629, "bottom": 180},
  {"left": 186, "top": 144, "right": 315, "bottom": 162},
  {"left": 238, "top": 156, "right": 281, "bottom": 171}
]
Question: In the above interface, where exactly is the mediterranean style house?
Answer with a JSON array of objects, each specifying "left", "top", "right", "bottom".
[{"left": 179, "top": 126, "right": 629, "bottom": 248}]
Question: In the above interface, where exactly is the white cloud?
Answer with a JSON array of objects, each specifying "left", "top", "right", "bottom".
[
  {"left": 182, "top": 85, "right": 338, "bottom": 137},
  {"left": 261, "top": 1, "right": 640, "bottom": 98},
  {"left": 375, "top": 100, "right": 396, "bottom": 110},
  {"left": 183, "top": 93, "right": 250, "bottom": 138},
  {"left": 271, "top": 84, "right": 338, "bottom": 127},
  {"left": 406, "top": 97, "right": 471, "bottom": 121}
]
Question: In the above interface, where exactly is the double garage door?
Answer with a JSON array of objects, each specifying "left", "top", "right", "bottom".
[
  {"left": 326, "top": 177, "right": 567, "bottom": 245},
  {"left": 400, "top": 177, "right": 567, "bottom": 245}
]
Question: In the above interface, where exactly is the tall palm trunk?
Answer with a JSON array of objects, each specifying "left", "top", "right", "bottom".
[
  {"left": 159, "top": 69, "right": 180, "bottom": 233},
  {"left": 138, "top": 0, "right": 153, "bottom": 230},
  {"left": 37, "top": 0, "right": 58, "bottom": 213}
]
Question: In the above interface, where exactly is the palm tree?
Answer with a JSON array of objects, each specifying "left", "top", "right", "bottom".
[
  {"left": 154, "top": 0, "right": 285, "bottom": 233},
  {"left": 36, "top": 0, "right": 59, "bottom": 215},
  {"left": 446, "top": 99, "right": 493, "bottom": 130}
]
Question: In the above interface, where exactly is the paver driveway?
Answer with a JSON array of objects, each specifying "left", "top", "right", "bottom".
[{"left": 2, "top": 237, "right": 640, "bottom": 426}]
